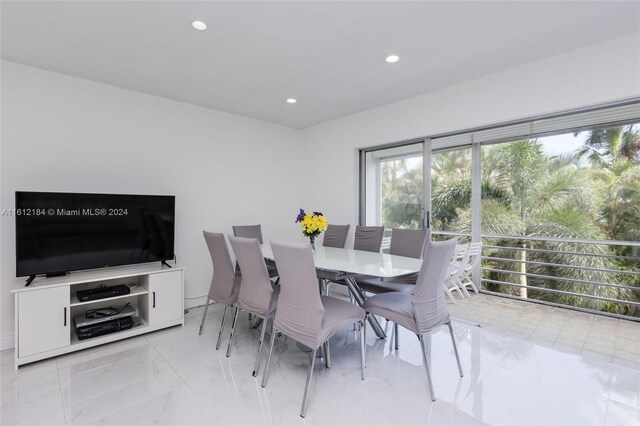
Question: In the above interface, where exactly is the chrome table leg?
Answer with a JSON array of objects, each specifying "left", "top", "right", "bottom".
[{"left": 343, "top": 276, "right": 386, "bottom": 339}]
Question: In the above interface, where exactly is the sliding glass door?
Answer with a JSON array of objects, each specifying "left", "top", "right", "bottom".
[
  {"left": 360, "top": 102, "right": 640, "bottom": 318},
  {"left": 360, "top": 141, "right": 428, "bottom": 251},
  {"left": 430, "top": 146, "right": 472, "bottom": 244},
  {"left": 480, "top": 123, "right": 640, "bottom": 316},
  {"left": 361, "top": 142, "right": 427, "bottom": 229}
]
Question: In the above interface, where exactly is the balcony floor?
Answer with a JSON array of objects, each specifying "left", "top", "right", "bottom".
[
  {"left": 2, "top": 294, "right": 639, "bottom": 425},
  {"left": 448, "top": 293, "right": 640, "bottom": 369}
]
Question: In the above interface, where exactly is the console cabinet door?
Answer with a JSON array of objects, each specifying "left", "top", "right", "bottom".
[
  {"left": 18, "top": 286, "right": 70, "bottom": 358},
  {"left": 148, "top": 271, "right": 183, "bottom": 325}
]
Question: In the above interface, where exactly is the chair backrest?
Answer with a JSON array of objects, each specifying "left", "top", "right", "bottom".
[
  {"left": 203, "top": 231, "right": 238, "bottom": 303},
  {"left": 353, "top": 226, "right": 384, "bottom": 252},
  {"left": 270, "top": 240, "right": 325, "bottom": 349},
  {"left": 232, "top": 224, "right": 264, "bottom": 244},
  {"left": 465, "top": 242, "right": 483, "bottom": 270},
  {"left": 389, "top": 228, "right": 427, "bottom": 259},
  {"left": 412, "top": 238, "right": 458, "bottom": 332},
  {"left": 322, "top": 224, "right": 350, "bottom": 248},
  {"left": 448, "top": 243, "right": 468, "bottom": 277},
  {"left": 228, "top": 236, "right": 274, "bottom": 315}
]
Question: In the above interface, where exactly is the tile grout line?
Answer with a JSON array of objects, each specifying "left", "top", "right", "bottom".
[
  {"left": 602, "top": 363, "right": 615, "bottom": 426},
  {"left": 55, "top": 357, "right": 69, "bottom": 426},
  {"left": 144, "top": 319, "right": 219, "bottom": 420}
]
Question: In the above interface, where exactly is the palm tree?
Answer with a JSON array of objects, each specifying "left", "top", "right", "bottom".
[
  {"left": 436, "top": 140, "right": 616, "bottom": 308},
  {"left": 381, "top": 158, "right": 423, "bottom": 228},
  {"left": 576, "top": 124, "right": 640, "bottom": 167},
  {"left": 431, "top": 149, "right": 472, "bottom": 231},
  {"left": 575, "top": 124, "right": 640, "bottom": 316}
]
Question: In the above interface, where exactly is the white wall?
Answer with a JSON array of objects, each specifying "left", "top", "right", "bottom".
[
  {"left": 0, "top": 61, "right": 304, "bottom": 348},
  {"left": 300, "top": 33, "right": 640, "bottom": 240}
]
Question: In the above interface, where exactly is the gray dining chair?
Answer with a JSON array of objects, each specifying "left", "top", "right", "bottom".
[
  {"left": 226, "top": 236, "right": 280, "bottom": 377},
  {"left": 200, "top": 232, "right": 242, "bottom": 352},
  {"left": 363, "top": 238, "right": 462, "bottom": 402},
  {"left": 325, "top": 225, "right": 385, "bottom": 299},
  {"left": 357, "top": 228, "right": 427, "bottom": 295},
  {"left": 325, "top": 225, "right": 383, "bottom": 295},
  {"left": 353, "top": 225, "right": 385, "bottom": 252},
  {"left": 356, "top": 228, "right": 427, "bottom": 348},
  {"left": 232, "top": 224, "right": 264, "bottom": 243},
  {"left": 318, "top": 224, "right": 350, "bottom": 294},
  {"left": 232, "top": 224, "right": 279, "bottom": 279},
  {"left": 261, "top": 240, "right": 366, "bottom": 418},
  {"left": 322, "top": 224, "right": 350, "bottom": 248}
]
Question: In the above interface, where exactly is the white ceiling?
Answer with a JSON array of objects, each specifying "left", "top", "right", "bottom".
[{"left": 2, "top": 1, "right": 639, "bottom": 129}]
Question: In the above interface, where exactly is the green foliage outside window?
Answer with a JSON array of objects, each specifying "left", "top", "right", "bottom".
[{"left": 382, "top": 124, "right": 640, "bottom": 317}]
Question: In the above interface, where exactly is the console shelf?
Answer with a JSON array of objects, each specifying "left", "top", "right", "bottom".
[
  {"left": 69, "top": 319, "right": 148, "bottom": 346},
  {"left": 12, "top": 264, "right": 184, "bottom": 368},
  {"left": 70, "top": 285, "right": 149, "bottom": 307}
]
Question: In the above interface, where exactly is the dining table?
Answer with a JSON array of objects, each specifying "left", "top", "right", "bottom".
[{"left": 260, "top": 243, "right": 423, "bottom": 339}]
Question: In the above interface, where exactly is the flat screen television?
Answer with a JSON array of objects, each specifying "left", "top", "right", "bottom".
[{"left": 16, "top": 192, "right": 175, "bottom": 282}]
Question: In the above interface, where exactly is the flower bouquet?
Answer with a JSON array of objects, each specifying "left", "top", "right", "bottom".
[{"left": 295, "top": 209, "right": 328, "bottom": 251}]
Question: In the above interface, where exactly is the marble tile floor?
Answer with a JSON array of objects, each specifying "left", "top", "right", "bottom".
[{"left": 1, "top": 294, "right": 639, "bottom": 425}]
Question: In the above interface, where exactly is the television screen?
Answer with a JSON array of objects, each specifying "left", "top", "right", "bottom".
[{"left": 15, "top": 192, "right": 175, "bottom": 277}]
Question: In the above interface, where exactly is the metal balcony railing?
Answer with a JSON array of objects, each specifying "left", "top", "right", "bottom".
[{"left": 432, "top": 231, "right": 640, "bottom": 321}]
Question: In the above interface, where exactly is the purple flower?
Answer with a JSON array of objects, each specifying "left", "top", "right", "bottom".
[
  {"left": 312, "top": 211, "right": 323, "bottom": 216},
  {"left": 295, "top": 208, "right": 306, "bottom": 223}
]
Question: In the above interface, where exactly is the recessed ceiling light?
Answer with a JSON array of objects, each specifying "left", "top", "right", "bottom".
[
  {"left": 286, "top": 98, "right": 297, "bottom": 104},
  {"left": 385, "top": 54, "right": 400, "bottom": 63},
  {"left": 192, "top": 20, "right": 207, "bottom": 31}
]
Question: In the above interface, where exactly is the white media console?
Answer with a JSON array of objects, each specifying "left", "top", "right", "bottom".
[{"left": 11, "top": 264, "right": 184, "bottom": 368}]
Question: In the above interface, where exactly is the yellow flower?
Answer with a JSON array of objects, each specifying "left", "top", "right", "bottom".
[{"left": 296, "top": 209, "right": 328, "bottom": 237}]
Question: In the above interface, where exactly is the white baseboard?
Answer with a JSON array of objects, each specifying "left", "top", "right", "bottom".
[
  {"left": 184, "top": 296, "right": 207, "bottom": 310},
  {"left": 1, "top": 334, "right": 15, "bottom": 351}
]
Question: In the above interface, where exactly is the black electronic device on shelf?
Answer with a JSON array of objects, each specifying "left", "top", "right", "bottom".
[
  {"left": 73, "top": 303, "right": 137, "bottom": 328},
  {"left": 76, "top": 284, "right": 131, "bottom": 302},
  {"left": 76, "top": 316, "right": 134, "bottom": 340}
]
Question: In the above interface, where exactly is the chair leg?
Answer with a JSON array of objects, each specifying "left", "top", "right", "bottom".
[
  {"left": 453, "top": 286, "right": 465, "bottom": 298},
  {"left": 199, "top": 298, "right": 211, "bottom": 335},
  {"left": 456, "top": 278, "right": 471, "bottom": 297},
  {"left": 261, "top": 326, "right": 278, "bottom": 388},
  {"left": 323, "top": 340, "right": 331, "bottom": 368},
  {"left": 417, "top": 334, "right": 436, "bottom": 402},
  {"left": 349, "top": 291, "right": 358, "bottom": 331},
  {"left": 444, "top": 286, "right": 457, "bottom": 304},
  {"left": 253, "top": 316, "right": 268, "bottom": 377},
  {"left": 360, "top": 319, "right": 366, "bottom": 380},
  {"left": 318, "top": 277, "right": 327, "bottom": 296},
  {"left": 225, "top": 307, "right": 240, "bottom": 357},
  {"left": 251, "top": 316, "right": 263, "bottom": 329},
  {"left": 215, "top": 305, "right": 229, "bottom": 350},
  {"left": 394, "top": 323, "right": 399, "bottom": 350},
  {"left": 325, "top": 280, "right": 333, "bottom": 296},
  {"left": 447, "top": 321, "right": 464, "bottom": 377},
  {"left": 300, "top": 348, "right": 318, "bottom": 418},
  {"left": 463, "top": 273, "right": 479, "bottom": 293}
]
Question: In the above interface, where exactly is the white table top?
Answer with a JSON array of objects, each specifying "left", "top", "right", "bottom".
[{"left": 260, "top": 244, "right": 422, "bottom": 278}]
